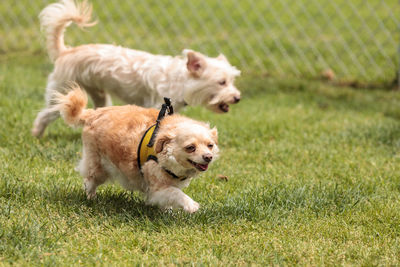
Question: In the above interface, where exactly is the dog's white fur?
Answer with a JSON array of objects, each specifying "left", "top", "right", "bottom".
[
  {"left": 55, "top": 85, "right": 219, "bottom": 212},
  {"left": 32, "top": 0, "right": 241, "bottom": 137}
]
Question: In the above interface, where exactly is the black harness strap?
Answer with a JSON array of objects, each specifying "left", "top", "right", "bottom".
[
  {"left": 162, "top": 167, "right": 188, "bottom": 181},
  {"left": 147, "top": 155, "right": 158, "bottom": 162},
  {"left": 147, "top": 97, "right": 174, "bottom": 147}
]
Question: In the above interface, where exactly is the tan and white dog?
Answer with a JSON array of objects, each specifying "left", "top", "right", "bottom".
[
  {"left": 55, "top": 85, "right": 219, "bottom": 213},
  {"left": 32, "top": 0, "right": 241, "bottom": 137}
]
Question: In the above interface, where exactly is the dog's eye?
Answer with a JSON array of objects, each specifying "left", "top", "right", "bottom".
[
  {"left": 185, "top": 145, "right": 196, "bottom": 153},
  {"left": 207, "top": 144, "right": 214, "bottom": 149},
  {"left": 219, "top": 80, "right": 226, "bottom": 86}
]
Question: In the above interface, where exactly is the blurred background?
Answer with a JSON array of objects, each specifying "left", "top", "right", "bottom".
[{"left": 0, "top": 0, "right": 398, "bottom": 86}]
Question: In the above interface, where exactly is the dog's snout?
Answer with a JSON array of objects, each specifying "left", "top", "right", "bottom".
[
  {"left": 203, "top": 153, "right": 213, "bottom": 163},
  {"left": 233, "top": 96, "right": 241, "bottom": 103}
]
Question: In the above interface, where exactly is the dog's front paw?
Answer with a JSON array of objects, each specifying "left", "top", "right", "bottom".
[
  {"left": 31, "top": 125, "right": 44, "bottom": 138},
  {"left": 84, "top": 179, "right": 97, "bottom": 200},
  {"left": 86, "top": 191, "right": 96, "bottom": 200},
  {"left": 183, "top": 200, "right": 200, "bottom": 213}
]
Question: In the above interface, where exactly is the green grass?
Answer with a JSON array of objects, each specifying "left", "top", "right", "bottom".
[
  {"left": 1, "top": 54, "right": 400, "bottom": 265},
  {"left": 0, "top": 0, "right": 398, "bottom": 84}
]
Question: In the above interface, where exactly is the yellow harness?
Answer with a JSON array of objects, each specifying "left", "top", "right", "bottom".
[
  {"left": 137, "top": 124, "right": 157, "bottom": 169},
  {"left": 137, "top": 98, "right": 173, "bottom": 170}
]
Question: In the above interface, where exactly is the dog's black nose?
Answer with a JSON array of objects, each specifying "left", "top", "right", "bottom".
[
  {"left": 233, "top": 96, "right": 241, "bottom": 103},
  {"left": 203, "top": 154, "right": 213, "bottom": 163}
]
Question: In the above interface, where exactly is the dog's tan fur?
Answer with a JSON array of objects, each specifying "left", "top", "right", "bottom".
[
  {"left": 32, "top": 0, "right": 241, "bottom": 137},
  {"left": 56, "top": 85, "right": 219, "bottom": 213}
]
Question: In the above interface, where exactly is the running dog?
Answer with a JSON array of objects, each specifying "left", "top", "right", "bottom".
[
  {"left": 54, "top": 85, "right": 219, "bottom": 213},
  {"left": 32, "top": 0, "right": 241, "bottom": 137}
]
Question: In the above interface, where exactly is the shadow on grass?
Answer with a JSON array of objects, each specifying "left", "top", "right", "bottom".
[
  {"left": 0, "top": 176, "right": 378, "bottom": 230},
  {"left": 41, "top": 185, "right": 167, "bottom": 222}
]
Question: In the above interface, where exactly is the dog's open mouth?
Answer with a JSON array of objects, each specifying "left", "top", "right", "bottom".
[
  {"left": 218, "top": 103, "right": 230, "bottom": 113},
  {"left": 188, "top": 159, "right": 208, "bottom": 171}
]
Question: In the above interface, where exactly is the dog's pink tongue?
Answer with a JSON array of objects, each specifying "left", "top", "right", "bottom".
[{"left": 198, "top": 164, "right": 208, "bottom": 171}]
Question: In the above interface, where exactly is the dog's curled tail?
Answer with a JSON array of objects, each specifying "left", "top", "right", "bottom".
[
  {"left": 39, "top": 0, "right": 96, "bottom": 62},
  {"left": 54, "top": 84, "right": 91, "bottom": 127}
]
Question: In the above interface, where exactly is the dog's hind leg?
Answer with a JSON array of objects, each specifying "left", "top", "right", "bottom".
[
  {"left": 78, "top": 140, "right": 108, "bottom": 199},
  {"left": 86, "top": 87, "right": 112, "bottom": 108},
  {"left": 32, "top": 108, "right": 60, "bottom": 137},
  {"left": 32, "top": 80, "right": 63, "bottom": 137}
]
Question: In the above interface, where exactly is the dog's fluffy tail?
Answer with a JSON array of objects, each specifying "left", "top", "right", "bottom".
[
  {"left": 54, "top": 84, "right": 92, "bottom": 127},
  {"left": 39, "top": 0, "right": 96, "bottom": 61}
]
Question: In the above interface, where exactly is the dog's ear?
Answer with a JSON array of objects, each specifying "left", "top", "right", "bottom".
[
  {"left": 155, "top": 133, "right": 173, "bottom": 153},
  {"left": 217, "top": 53, "right": 228, "bottom": 62},
  {"left": 186, "top": 51, "right": 206, "bottom": 77},
  {"left": 210, "top": 127, "right": 218, "bottom": 145}
]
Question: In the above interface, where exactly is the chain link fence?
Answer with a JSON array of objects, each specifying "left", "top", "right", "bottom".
[{"left": 0, "top": 0, "right": 399, "bottom": 86}]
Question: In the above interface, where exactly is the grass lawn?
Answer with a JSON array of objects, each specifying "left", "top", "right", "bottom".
[{"left": 1, "top": 54, "right": 400, "bottom": 265}]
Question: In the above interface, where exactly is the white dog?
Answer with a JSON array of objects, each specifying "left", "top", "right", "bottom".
[
  {"left": 32, "top": 0, "right": 241, "bottom": 137},
  {"left": 55, "top": 85, "right": 219, "bottom": 213}
]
